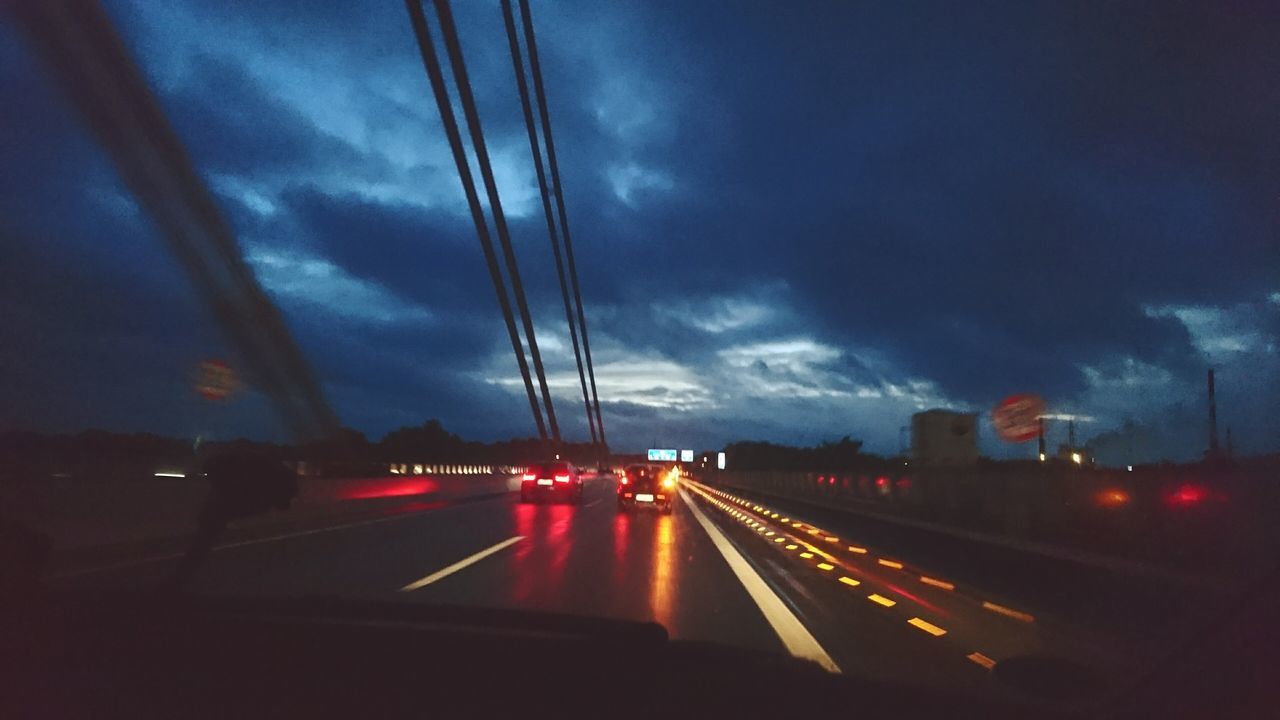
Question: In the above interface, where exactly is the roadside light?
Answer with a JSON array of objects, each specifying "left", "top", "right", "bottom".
[
  {"left": 1038, "top": 452, "right": 1046, "bottom": 462},
  {"left": 1071, "top": 452, "right": 1082, "bottom": 465},
  {"left": 1097, "top": 488, "right": 1130, "bottom": 507},
  {"left": 1127, "top": 465, "right": 1133, "bottom": 472},
  {"left": 662, "top": 476, "right": 676, "bottom": 489}
]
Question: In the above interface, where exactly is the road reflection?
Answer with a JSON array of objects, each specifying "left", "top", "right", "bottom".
[
  {"left": 612, "top": 508, "right": 630, "bottom": 589},
  {"left": 511, "top": 502, "right": 574, "bottom": 603},
  {"left": 649, "top": 514, "right": 678, "bottom": 629}
]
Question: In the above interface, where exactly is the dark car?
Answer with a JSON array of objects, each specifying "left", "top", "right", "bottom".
[
  {"left": 520, "top": 461, "right": 583, "bottom": 504},
  {"left": 617, "top": 464, "right": 675, "bottom": 514}
]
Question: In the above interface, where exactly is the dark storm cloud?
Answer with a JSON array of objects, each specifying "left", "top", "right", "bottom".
[
  {"left": 163, "top": 55, "right": 363, "bottom": 178},
  {"left": 2, "top": 1, "right": 1277, "bottom": 458}
]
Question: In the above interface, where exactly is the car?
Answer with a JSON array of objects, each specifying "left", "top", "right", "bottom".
[
  {"left": 617, "top": 463, "right": 675, "bottom": 513},
  {"left": 520, "top": 461, "right": 583, "bottom": 504}
]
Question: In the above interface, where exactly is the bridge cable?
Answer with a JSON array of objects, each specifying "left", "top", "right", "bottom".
[
  {"left": 516, "top": 0, "right": 607, "bottom": 448},
  {"left": 499, "top": 0, "right": 597, "bottom": 446},
  {"left": 430, "top": 0, "right": 561, "bottom": 445},
  {"left": 403, "top": 0, "right": 548, "bottom": 441}
]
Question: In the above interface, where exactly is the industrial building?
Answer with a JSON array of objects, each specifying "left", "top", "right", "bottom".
[{"left": 911, "top": 409, "right": 979, "bottom": 466}]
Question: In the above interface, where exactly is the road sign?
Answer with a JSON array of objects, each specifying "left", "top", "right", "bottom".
[
  {"left": 647, "top": 449, "right": 678, "bottom": 462},
  {"left": 716, "top": 452, "right": 726, "bottom": 470},
  {"left": 680, "top": 449, "right": 694, "bottom": 462},
  {"left": 992, "top": 394, "right": 1044, "bottom": 443},
  {"left": 195, "top": 359, "right": 237, "bottom": 402}
]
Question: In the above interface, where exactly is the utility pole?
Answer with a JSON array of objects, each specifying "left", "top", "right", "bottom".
[{"left": 1207, "top": 368, "right": 1220, "bottom": 459}]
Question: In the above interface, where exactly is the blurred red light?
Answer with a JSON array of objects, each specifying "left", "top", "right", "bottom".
[
  {"left": 338, "top": 478, "right": 437, "bottom": 500},
  {"left": 554, "top": 473, "right": 570, "bottom": 483},
  {"left": 876, "top": 476, "right": 889, "bottom": 487},
  {"left": 1168, "top": 483, "right": 1206, "bottom": 506},
  {"left": 522, "top": 473, "right": 536, "bottom": 481}
]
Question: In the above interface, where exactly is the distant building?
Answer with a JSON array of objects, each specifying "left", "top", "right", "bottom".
[
  {"left": 1056, "top": 444, "right": 1094, "bottom": 467},
  {"left": 911, "top": 410, "right": 978, "bottom": 466}
]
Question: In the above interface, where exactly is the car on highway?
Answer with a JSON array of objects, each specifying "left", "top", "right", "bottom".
[
  {"left": 617, "top": 463, "right": 675, "bottom": 514},
  {"left": 520, "top": 461, "right": 583, "bottom": 504}
]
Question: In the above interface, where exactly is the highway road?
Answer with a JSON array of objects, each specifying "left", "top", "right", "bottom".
[{"left": 52, "top": 472, "right": 1189, "bottom": 705}]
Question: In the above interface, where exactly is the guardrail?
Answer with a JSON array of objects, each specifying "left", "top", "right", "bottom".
[
  {"left": 2, "top": 472, "right": 521, "bottom": 554},
  {"left": 703, "top": 465, "right": 1280, "bottom": 573}
]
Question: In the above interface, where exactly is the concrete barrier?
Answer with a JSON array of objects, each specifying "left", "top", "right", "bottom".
[
  {"left": 1, "top": 472, "right": 521, "bottom": 554},
  {"left": 704, "top": 465, "right": 1280, "bottom": 574}
]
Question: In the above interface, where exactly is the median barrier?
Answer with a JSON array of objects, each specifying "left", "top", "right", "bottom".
[
  {"left": 704, "top": 465, "right": 1279, "bottom": 574},
  {"left": 1, "top": 470, "right": 523, "bottom": 555}
]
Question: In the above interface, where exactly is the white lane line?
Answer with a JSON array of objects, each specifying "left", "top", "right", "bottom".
[
  {"left": 400, "top": 535, "right": 525, "bottom": 592},
  {"left": 52, "top": 512, "right": 435, "bottom": 580},
  {"left": 51, "top": 495, "right": 510, "bottom": 580},
  {"left": 678, "top": 487, "right": 841, "bottom": 674}
]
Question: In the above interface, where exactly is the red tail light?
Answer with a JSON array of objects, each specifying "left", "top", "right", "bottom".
[
  {"left": 620, "top": 476, "right": 629, "bottom": 485},
  {"left": 522, "top": 473, "right": 536, "bottom": 481},
  {"left": 554, "top": 473, "right": 571, "bottom": 483}
]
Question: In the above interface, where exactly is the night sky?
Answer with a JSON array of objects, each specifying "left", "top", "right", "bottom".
[{"left": 2, "top": 1, "right": 1277, "bottom": 462}]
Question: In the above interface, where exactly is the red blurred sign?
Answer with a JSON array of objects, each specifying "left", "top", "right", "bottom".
[
  {"left": 195, "top": 359, "right": 237, "bottom": 401},
  {"left": 992, "top": 394, "right": 1044, "bottom": 443}
]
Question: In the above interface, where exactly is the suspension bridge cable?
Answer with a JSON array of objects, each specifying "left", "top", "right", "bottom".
[
  {"left": 499, "top": 0, "right": 597, "bottom": 445},
  {"left": 516, "top": 0, "right": 606, "bottom": 447},
  {"left": 403, "top": 0, "right": 547, "bottom": 441},
  {"left": 431, "top": 0, "right": 561, "bottom": 445}
]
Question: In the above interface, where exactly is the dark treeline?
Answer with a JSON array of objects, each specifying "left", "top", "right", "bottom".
[
  {"left": 722, "top": 436, "right": 895, "bottom": 471},
  {"left": 303, "top": 421, "right": 602, "bottom": 464},
  {"left": 0, "top": 420, "right": 604, "bottom": 480}
]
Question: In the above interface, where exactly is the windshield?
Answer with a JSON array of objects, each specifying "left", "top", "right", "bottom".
[{"left": 3, "top": 0, "right": 1278, "bottom": 712}]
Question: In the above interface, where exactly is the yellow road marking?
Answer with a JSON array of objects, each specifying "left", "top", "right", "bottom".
[
  {"left": 907, "top": 617, "right": 947, "bottom": 636},
  {"left": 982, "top": 601, "right": 1035, "bottom": 623},
  {"left": 967, "top": 652, "right": 996, "bottom": 670},
  {"left": 920, "top": 576, "right": 955, "bottom": 591}
]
